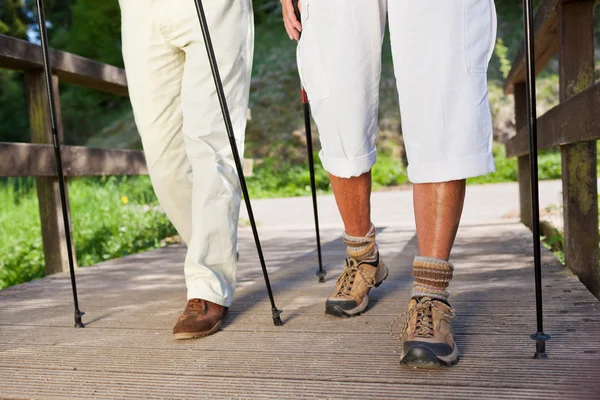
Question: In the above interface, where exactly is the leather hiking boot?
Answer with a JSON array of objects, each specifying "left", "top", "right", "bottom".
[
  {"left": 325, "top": 254, "right": 388, "bottom": 318},
  {"left": 172, "top": 299, "right": 227, "bottom": 340},
  {"left": 391, "top": 296, "right": 459, "bottom": 368}
]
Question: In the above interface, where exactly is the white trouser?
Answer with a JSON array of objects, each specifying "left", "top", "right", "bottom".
[
  {"left": 119, "top": 0, "right": 254, "bottom": 306},
  {"left": 297, "top": 0, "right": 497, "bottom": 182}
]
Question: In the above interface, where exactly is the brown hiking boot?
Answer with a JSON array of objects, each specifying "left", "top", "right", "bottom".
[
  {"left": 325, "top": 254, "right": 388, "bottom": 318},
  {"left": 172, "top": 299, "right": 227, "bottom": 340},
  {"left": 391, "top": 297, "right": 459, "bottom": 368}
]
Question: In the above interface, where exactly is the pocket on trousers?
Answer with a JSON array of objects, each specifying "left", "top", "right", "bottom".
[
  {"left": 463, "top": 0, "right": 497, "bottom": 74},
  {"left": 297, "top": 0, "right": 329, "bottom": 100}
]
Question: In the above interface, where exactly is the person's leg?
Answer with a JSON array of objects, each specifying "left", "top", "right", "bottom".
[
  {"left": 120, "top": 0, "right": 253, "bottom": 340},
  {"left": 168, "top": 0, "right": 253, "bottom": 308},
  {"left": 119, "top": 0, "right": 192, "bottom": 243},
  {"left": 389, "top": 0, "right": 497, "bottom": 367},
  {"left": 329, "top": 173, "right": 372, "bottom": 237},
  {"left": 297, "top": 0, "right": 388, "bottom": 317},
  {"left": 413, "top": 180, "right": 466, "bottom": 261}
]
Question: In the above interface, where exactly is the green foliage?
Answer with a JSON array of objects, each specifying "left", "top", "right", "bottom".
[
  {"left": 246, "top": 151, "right": 409, "bottom": 199},
  {"left": 57, "top": 0, "right": 127, "bottom": 144},
  {"left": 468, "top": 145, "right": 562, "bottom": 185},
  {"left": 494, "top": 38, "right": 511, "bottom": 80},
  {"left": 67, "top": 0, "right": 122, "bottom": 66},
  {"left": 543, "top": 195, "right": 600, "bottom": 266},
  {"left": 246, "top": 153, "right": 331, "bottom": 198},
  {"left": 0, "top": 1, "right": 31, "bottom": 143},
  {"left": 0, "top": 177, "right": 177, "bottom": 290},
  {"left": 371, "top": 153, "right": 409, "bottom": 189},
  {"left": 0, "top": 70, "right": 29, "bottom": 143},
  {"left": 0, "top": 0, "right": 29, "bottom": 39},
  {"left": 467, "top": 145, "right": 517, "bottom": 184},
  {"left": 252, "top": 0, "right": 282, "bottom": 24},
  {"left": 542, "top": 228, "right": 565, "bottom": 264},
  {"left": 0, "top": 181, "right": 45, "bottom": 288}
]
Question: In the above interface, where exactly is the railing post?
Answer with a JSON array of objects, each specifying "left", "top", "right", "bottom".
[
  {"left": 558, "top": 1, "right": 599, "bottom": 296},
  {"left": 514, "top": 82, "right": 532, "bottom": 228},
  {"left": 24, "top": 72, "right": 77, "bottom": 275}
]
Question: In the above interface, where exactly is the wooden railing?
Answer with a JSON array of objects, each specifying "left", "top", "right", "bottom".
[
  {"left": 504, "top": 0, "right": 599, "bottom": 296},
  {"left": 0, "top": 34, "right": 251, "bottom": 277}
]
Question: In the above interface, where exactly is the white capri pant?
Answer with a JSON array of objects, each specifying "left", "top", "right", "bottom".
[{"left": 297, "top": 0, "right": 497, "bottom": 183}]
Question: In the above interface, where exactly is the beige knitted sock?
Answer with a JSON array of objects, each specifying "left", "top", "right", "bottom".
[
  {"left": 411, "top": 256, "right": 454, "bottom": 302},
  {"left": 343, "top": 224, "right": 378, "bottom": 263}
]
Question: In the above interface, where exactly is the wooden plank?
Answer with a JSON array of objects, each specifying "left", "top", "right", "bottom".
[
  {"left": 0, "top": 34, "right": 127, "bottom": 96},
  {"left": 24, "top": 72, "right": 76, "bottom": 276},
  {"left": 0, "top": 221, "right": 599, "bottom": 399},
  {"left": 0, "top": 142, "right": 148, "bottom": 177},
  {"left": 1, "top": 346, "right": 599, "bottom": 390},
  {"left": 558, "top": 1, "right": 599, "bottom": 297},
  {"left": 505, "top": 81, "right": 600, "bottom": 158},
  {"left": 2, "top": 328, "right": 600, "bottom": 361},
  {"left": 0, "top": 368, "right": 591, "bottom": 400}
]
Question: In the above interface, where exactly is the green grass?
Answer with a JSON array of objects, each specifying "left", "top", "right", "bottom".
[
  {"left": 246, "top": 151, "right": 409, "bottom": 198},
  {"left": 467, "top": 145, "right": 563, "bottom": 185},
  {"left": 0, "top": 176, "right": 177, "bottom": 290}
]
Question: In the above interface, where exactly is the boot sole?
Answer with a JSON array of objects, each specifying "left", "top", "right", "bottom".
[
  {"left": 325, "top": 266, "right": 389, "bottom": 318},
  {"left": 399, "top": 344, "right": 459, "bottom": 369},
  {"left": 172, "top": 320, "right": 222, "bottom": 340}
]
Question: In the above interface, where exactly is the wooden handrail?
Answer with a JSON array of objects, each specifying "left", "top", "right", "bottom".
[
  {"left": 506, "top": 81, "right": 600, "bottom": 157},
  {"left": 504, "top": 0, "right": 599, "bottom": 95},
  {"left": 0, "top": 34, "right": 128, "bottom": 96},
  {"left": 0, "top": 142, "right": 254, "bottom": 178},
  {"left": 0, "top": 142, "right": 148, "bottom": 177}
]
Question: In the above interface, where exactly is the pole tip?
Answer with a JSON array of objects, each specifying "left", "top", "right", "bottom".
[
  {"left": 531, "top": 332, "right": 550, "bottom": 359},
  {"left": 272, "top": 308, "right": 284, "bottom": 326},
  {"left": 317, "top": 269, "right": 326, "bottom": 283},
  {"left": 74, "top": 310, "right": 85, "bottom": 328}
]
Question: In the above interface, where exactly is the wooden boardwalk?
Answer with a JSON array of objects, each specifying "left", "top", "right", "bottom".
[{"left": 1, "top": 204, "right": 600, "bottom": 398}]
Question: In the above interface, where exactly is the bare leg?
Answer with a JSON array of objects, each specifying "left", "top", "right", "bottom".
[
  {"left": 326, "top": 169, "right": 388, "bottom": 318},
  {"left": 329, "top": 171, "right": 372, "bottom": 236},
  {"left": 413, "top": 180, "right": 466, "bottom": 260}
]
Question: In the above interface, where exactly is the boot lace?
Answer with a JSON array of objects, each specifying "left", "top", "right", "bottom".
[
  {"left": 185, "top": 299, "right": 207, "bottom": 314},
  {"left": 390, "top": 298, "right": 455, "bottom": 340},
  {"left": 335, "top": 258, "right": 376, "bottom": 296}
]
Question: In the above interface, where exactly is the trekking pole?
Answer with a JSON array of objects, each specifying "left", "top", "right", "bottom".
[
  {"left": 293, "top": 0, "right": 326, "bottom": 283},
  {"left": 521, "top": 0, "right": 549, "bottom": 358},
  {"left": 193, "top": 0, "right": 283, "bottom": 326},
  {"left": 34, "top": 0, "right": 84, "bottom": 328}
]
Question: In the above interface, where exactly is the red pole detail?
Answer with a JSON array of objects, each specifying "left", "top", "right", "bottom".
[{"left": 301, "top": 89, "right": 309, "bottom": 104}]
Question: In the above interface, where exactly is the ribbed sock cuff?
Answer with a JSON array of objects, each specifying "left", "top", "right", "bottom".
[
  {"left": 343, "top": 224, "right": 378, "bottom": 262},
  {"left": 412, "top": 256, "right": 454, "bottom": 301}
]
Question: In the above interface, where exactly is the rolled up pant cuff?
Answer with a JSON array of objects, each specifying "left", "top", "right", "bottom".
[
  {"left": 320, "top": 148, "right": 377, "bottom": 179},
  {"left": 408, "top": 152, "right": 495, "bottom": 183}
]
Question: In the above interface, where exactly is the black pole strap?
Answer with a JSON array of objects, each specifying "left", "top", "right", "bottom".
[
  {"left": 193, "top": 0, "right": 283, "bottom": 326},
  {"left": 521, "top": 0, "right": 550, "bottom": 358},
  {"left": 35, "top": 0, "right": 84, "bottom": 328}
]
